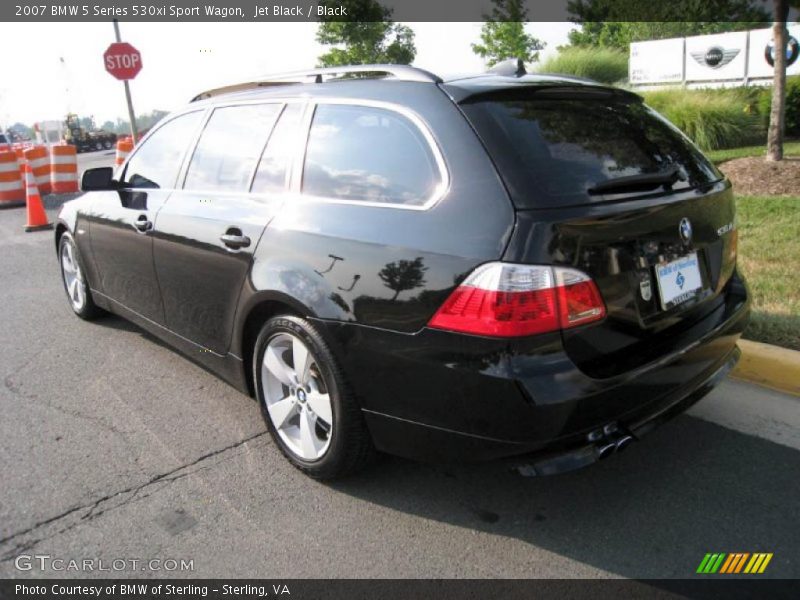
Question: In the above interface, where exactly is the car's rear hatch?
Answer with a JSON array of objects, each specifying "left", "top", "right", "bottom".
[{"left": 451, "top": 81, "right": 740, "bottom": 378}]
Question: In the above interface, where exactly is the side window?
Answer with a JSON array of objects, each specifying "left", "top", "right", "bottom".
[
  {"left": 302, "top": 104, "right": 441, "bottom": 206},
  {"left": 122, "top": 111, "right": 203, "bottom": 189},
  {"left": 251, "top": 103, "right": 304, "bottom": 194},
  {"left": 184, "top": 103, "right": 282, "bottom": 192}
]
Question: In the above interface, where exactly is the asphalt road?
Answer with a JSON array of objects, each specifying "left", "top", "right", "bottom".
[
  {"left": 1, "top": 202, "right": 799, "bottom": 580},
  {"left": 76, "top": 149, "right": 116, "bottom": 173}
]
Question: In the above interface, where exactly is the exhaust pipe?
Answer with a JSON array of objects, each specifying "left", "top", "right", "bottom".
[
  {"left": 595, "top": 440, "right": 616, "bottom": 460},
  {"left": 591, "top": 425, "right": 636, "bottom": 460},
  {"left": 614, "top": 434, "right": 635, "bottom": 453}
]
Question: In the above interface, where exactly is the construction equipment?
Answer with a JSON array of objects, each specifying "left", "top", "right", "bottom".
[{"left": 62, "top": 113, "right": 117, "bottom": 153}]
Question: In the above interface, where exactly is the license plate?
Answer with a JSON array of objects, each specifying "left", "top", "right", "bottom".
[{"left": 655, "top": 253, "right": 703, "bottom": 310}]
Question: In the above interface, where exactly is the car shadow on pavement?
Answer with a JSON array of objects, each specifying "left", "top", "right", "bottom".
[{"left": 332, "top": 415, "right": 800, "bottom": 580}]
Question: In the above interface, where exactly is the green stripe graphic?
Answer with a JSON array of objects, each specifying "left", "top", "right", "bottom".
[
  {"left": 697, "top": 554, "right": 713, "bottom": 573},
  {"left": 710, "top": 554, "right": 727, "bottom": 573}
]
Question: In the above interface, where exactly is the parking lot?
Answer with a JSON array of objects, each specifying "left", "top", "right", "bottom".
[{"left": 0, "top": 202, "right": 799, "bottom": 580}]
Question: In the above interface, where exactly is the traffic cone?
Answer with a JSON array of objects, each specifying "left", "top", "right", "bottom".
[{"left": 23, "top": 163, "right": 53, "bottom": 232}]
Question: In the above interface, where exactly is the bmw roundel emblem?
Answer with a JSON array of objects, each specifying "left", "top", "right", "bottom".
[{"left": 679, "top": 218, "right": 693, "bottom": 244}]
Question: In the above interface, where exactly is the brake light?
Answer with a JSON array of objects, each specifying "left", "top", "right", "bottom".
[{"left": 428, "top": 263, "right": 606, "bottom": 337}]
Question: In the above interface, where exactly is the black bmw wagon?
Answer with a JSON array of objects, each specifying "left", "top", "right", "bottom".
[{"left": 56, "top": 62, "right": 750, "bottom": 479}]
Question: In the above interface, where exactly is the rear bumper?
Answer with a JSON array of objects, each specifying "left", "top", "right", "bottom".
[{"left": 318, "top": 272, "right": 750, "bottom": 464}]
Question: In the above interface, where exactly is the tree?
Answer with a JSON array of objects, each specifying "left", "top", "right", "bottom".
[
  {"left": 766, "top": 0, "right": 791, "bottom": 161},
  {"left": 8, "top": 122, "right": 33, "bottom": 140},
  {"left": 472, "top": 0, "right": 545, "bottom": 66},
  {"left": 565, "top": 1, "right": 769, "bottom": 49},
  {"left": 315, "top": 0, "right": 416, "bottom": 67},
  {"left": 378, "top": 257, "right": 427, "bottom": 301}
]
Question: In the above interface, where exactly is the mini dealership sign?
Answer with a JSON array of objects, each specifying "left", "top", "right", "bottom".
[
  {"left": 103, "top": 41, "right": 142, "bottom": 80},
  {"left": 630, "top": 25, "right": 800, "bottom": 87}
]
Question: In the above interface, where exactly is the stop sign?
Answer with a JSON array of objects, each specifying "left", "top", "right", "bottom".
[{"left": 103, "top": 42, "right": 142, "bottom": 80}]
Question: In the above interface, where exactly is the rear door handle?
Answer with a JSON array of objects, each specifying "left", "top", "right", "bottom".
[
  {"left": 133, "top": 214, "right": 152, "bottom": 232},
  {"left": 220, "top": 232, "right": 251, "bottom": 249}
]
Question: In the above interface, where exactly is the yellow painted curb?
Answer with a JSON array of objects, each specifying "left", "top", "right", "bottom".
[{"left": 731, "top": 339, "right": 800, "bottom": 397}]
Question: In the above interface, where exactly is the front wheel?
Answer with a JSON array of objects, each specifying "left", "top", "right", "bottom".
[
  {"left": 59, "top": 232, "right": 103, "bottom": 320},
  {"left": 253, "top": 315, "right": 375, "bottom": 479}
]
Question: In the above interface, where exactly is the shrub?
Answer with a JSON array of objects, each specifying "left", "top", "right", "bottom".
[
  {"left": 536, "top": 47, "right": 629, "bottom": 85},
  {"left": 756, "top": 75, "right": 800, "bottom": 137},
  {"left": 640, "top": 88, "right": 765, "bottom": 151}
]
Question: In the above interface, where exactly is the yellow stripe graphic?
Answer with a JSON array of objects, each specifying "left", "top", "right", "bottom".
[
  {"left": 744, "top": 554, "right": 760, "bottom": 573},
  {"left": 758, "top": 553, "right": 773, "bottom": 574}
]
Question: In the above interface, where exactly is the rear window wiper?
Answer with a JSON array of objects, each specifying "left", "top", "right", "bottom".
[{"left": 588, "top": 165, "right": 686, "bottom": 195}]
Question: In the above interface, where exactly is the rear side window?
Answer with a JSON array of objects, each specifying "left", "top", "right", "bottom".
[
  {"left": 461, "top": 94, "right": 722, "bottom": 208},
  {"left": 122, "top": 111, "right": 203, "bottom": 189},
  {"left": 184, "top": 103, "right": 282, "bottom": 192},
  {"left": 251, "top": 103, "right": 303, "bottom": 194},
  {"left": 302, "top": 104, "right": 441, "bottom": 206}
]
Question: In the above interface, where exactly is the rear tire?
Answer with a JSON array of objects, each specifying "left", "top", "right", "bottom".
[
  {"left": 253, "top": 315, "right": 375, "bottom": 479},
  {"left": 59, "top": 232, "right": 103, "bottom": 321}
]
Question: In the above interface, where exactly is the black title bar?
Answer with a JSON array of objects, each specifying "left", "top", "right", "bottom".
[{"left": 2, "top": 0, "right": 782, "bottom": 22}]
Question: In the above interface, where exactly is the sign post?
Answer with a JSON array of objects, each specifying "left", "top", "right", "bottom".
[{"left": 105, "top": 20, "right": 141, "bottom": 143}]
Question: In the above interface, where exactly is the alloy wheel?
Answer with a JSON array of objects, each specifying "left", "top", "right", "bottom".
[
  {"left": 261, "top": 333, "right": 333, "bottom": 460},
  {"left": 61, "top": 238, "right": 86, "bottom": 312}
]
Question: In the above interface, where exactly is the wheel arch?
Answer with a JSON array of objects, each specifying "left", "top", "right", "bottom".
[{"left": 236, "top": 291, "right": 313, "bottom": 398}]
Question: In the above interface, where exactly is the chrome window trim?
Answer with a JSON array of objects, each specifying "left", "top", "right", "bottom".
[
  {"left": 117, "top": 108, "right": 208, "bottom": 189},
  {"left": 179, "top": 101, "right": 287, "bottom": 193},
  {"left": 119, "top": 97, "right": 450, "bottom": 211},
  {"left": 295, "top": 98, "right": 450, "bottom": 211}
]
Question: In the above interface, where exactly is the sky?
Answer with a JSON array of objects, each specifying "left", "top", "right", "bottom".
[{"left": 0, "top": 22, "right": 575, "bottom": 128}]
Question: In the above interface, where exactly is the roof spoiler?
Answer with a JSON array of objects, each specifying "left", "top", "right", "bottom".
[{"left": 190, "top": 64, "right": 442, "bottom": 102}]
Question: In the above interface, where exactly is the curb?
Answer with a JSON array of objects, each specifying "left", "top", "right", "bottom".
[{"left": 732, "top": 339, "right": 800, "bottom": 397}]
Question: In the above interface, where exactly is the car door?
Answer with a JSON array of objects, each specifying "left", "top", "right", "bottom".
[
  {"left": 88, "top": 111, "right": 205, "bottom": 323},
  {"left": 152, "top": 101, "right": 305, "bottom": 355}
]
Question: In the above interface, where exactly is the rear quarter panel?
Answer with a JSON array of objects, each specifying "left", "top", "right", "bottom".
[{"left": 232, "top": 82, "right": 516, "bottom": 357}]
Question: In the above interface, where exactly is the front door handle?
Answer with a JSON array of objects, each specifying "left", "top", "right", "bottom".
[
  {"left": 220, "top": 232, "right": 251, "bottom": 249},
  {"left": 133, "top": 214, "right": 152, "bottom": 232}
]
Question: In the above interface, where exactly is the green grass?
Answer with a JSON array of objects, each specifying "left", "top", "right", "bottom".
[
  {"left": 736, "top": 196, "right": 800, "bottom": 351},
  {"left": 706, "top": 141, "right": 800, "bottom": 164},
  {"left": 641, "top": 88, "right": 764, "bottom": 151},
  {"left": 536, "top": 47, "right": 628, "bottom": 84}
]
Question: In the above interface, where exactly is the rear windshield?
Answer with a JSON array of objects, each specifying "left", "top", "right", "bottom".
[{"left": 461, "top": 93, "right": 723, "bottom": 209}]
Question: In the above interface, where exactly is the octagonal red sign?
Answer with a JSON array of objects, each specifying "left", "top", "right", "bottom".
[{"left": 103, "top": 42, "right": 142, "bottom": 80}]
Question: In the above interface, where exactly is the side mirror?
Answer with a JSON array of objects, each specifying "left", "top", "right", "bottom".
[{"left": 81, "top": 167, "right": 117, "bottom": 192}]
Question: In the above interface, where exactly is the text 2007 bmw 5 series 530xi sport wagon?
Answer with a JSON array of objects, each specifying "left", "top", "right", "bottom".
[{"left": 55, "top": 62, "right": 750, "bottom": 479}]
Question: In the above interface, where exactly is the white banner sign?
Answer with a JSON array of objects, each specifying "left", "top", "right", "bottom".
[
  {"left": 630, "top": 26, "right": 800, "bottom": 86},
  {"left": 630, "top": 37, "right": 684, "bottom": 84},
  {"left": 747, "top": 25, "right": 800, "bottom": 79},
  {"left": 685, "top": 31, "right": 748, "bottom": 82}
]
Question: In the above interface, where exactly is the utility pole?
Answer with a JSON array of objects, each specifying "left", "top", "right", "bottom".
[{"left": 113, "top": 19, "right": 139, "bottom": 143}]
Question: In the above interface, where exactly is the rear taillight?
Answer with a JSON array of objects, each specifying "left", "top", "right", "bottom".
[{"left": 428, "top": 262, "right": 606, "bottom": 337}]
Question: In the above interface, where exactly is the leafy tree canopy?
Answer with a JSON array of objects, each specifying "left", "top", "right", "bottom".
[
  {"left": 566, "top": 0, "right": 770, "bottom": 49},
  {"left": 316, "top": 0, "right": 416, "bottom": 66},
  {"left": 472, "top": 0, "right": 545, "bottom": 66}
]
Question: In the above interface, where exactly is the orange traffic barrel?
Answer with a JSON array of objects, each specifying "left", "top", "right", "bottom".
[
  {"left": 24, "top": 145, "right": 52, "bottom": 195},
  {"left": 50, "top": 144, "right": 79, "bottom": 194},
  {"left": 23, "top": 163, "right": 53, "bottom": 232},
  {"left": 115, "top": 138, "right": 134, "bottom": 167},
  {"left": 0, "top": 151, "right": 25, "bottom": 206}
]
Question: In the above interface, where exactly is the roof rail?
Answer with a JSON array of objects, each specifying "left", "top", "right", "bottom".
[
  {"left": 487, "top": 58, "right": 527, "bottom": 78},
  {"left": 191, "top": 64, "right": 442, "bottom": 102}
]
